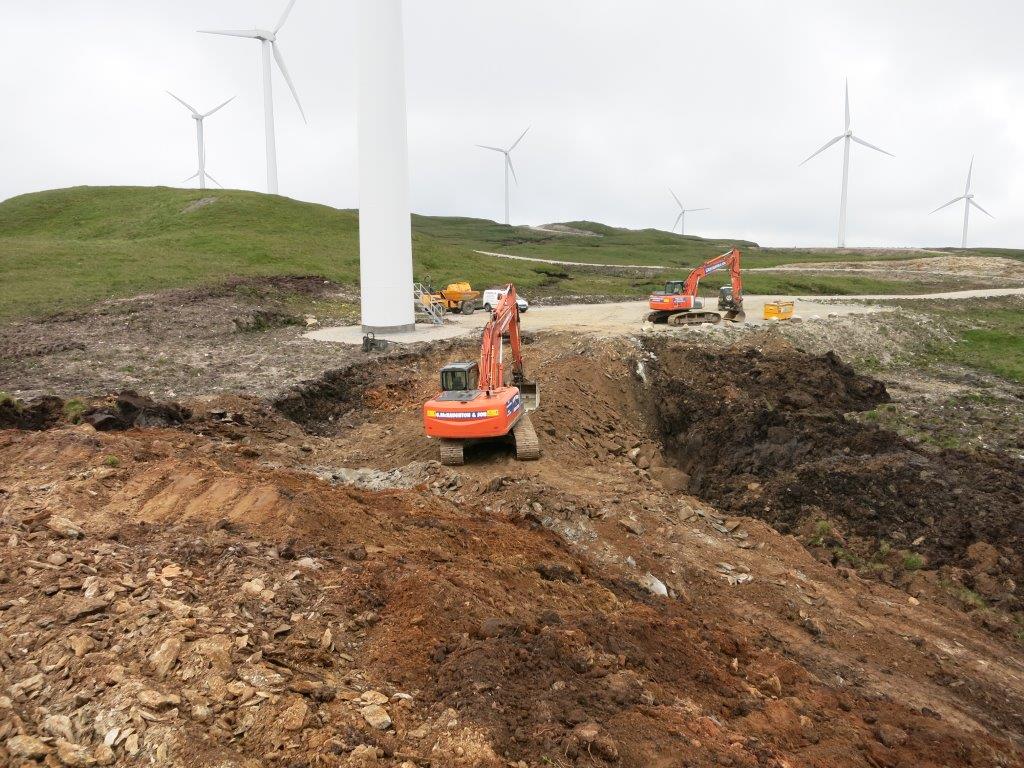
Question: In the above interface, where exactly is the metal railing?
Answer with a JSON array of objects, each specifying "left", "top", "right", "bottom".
[{"left": 413, "top": 283, "right": 445, "bottom": 325}]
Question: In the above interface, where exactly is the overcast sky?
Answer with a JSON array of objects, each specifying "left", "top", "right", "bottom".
[{"left": 3, "top": 1, "right": 1021, "bottom": 248}]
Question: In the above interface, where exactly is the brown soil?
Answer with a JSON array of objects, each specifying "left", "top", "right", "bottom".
[{"left": 1, "top": 331, "right": 1023, "bottom": 767}]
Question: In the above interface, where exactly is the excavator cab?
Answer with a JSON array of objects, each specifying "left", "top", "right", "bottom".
[
  {"left": 438, "top": 362, "right": 480, "bottom": 398},
  {"left": 662, "top": 280, "right": 686, "bottom": 295}
]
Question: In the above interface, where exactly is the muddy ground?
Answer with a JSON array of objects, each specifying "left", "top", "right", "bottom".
[{"left": 2, "top": 282, "right": 1024, "bottom": 767}]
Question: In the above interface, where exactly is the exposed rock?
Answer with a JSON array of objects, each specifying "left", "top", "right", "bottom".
[
  {"left": 649, "top": 465, "right": 690, "bottom": 493},
  {"left": 874, "top": 723, "right": 909, "bottom": 748},
  {"left": 63, "top": 597, "right": 108, "bottom": 622},
  {"left": 46, "top": 516, "right": 83, "bottom": 539},
  {"left": 280, "top": 698, "right": 309, "bottom": 731},
  {"left": 55, "top": 740, "right": 92, "bottom": 767},
  {"left": 361, "top": 703, "right": 392, "bottom": 730},
  {"left": 347, "top": 744, "right": 379, "bottom": 766},
  {"left": 618, "top": 518, "right": 645, "bottom": 536},
  {"left": 43, "top": 713, "right": 75, "bottom": 742},
  {"left": 7, "top": 735, "right": 51, "bottom": 759},
  {"left": 359, "top": 690, "right": 389, "bottom": 706},
  {"left": 93, "top": 743, "right": 116, "bottom": 766},
  {"left": 148, "top": 635, "right": 183, "bottom": 679},
  {"left": 138, "top": 689, "right": 181, "bottom": 709}
]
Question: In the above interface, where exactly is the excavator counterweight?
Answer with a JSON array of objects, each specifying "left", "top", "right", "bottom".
[
  {"left": 422, "top": 284, "right": 541, "bottom": 466},
  {"left": 647, "top": 248, "right": 745, "bottom": 326}
]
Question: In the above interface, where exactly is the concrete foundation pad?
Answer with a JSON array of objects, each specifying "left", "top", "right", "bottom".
[{"left": 305, "top": 319, "right": 484, "bottom": 346}]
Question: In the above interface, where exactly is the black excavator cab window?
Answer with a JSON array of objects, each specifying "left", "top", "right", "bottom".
[{"left": 440, "top": 363, "right": 479, "bottom": 393}]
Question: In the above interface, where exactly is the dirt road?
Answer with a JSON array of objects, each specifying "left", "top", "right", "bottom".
[{"left": 307, "top": 287, "right": 1024, "bottom": 345}]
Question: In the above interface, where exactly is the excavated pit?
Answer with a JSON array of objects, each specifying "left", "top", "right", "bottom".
[{"left": 643, "top": 337, "right": 1024, "bottom": 607}]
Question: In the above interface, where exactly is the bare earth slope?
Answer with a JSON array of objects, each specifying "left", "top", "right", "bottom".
[{"left": 1, "top": 332, "right": 1022, "bottom": 767}]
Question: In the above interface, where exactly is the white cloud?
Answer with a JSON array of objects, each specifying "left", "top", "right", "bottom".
[{"left": 1, "top": 0, "right": 1020, "bottom": 247}]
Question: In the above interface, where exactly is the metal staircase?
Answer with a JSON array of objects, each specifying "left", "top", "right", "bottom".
[{"left": 413, "top": 283, "right": 445, "bottom": 326}]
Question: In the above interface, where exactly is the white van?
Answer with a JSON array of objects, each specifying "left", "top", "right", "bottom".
[{"left": 481, "top": 289, "right": 529, "bottom": 313}]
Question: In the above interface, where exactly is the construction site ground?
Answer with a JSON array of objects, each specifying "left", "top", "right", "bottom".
[{"left": 2, "top": 275, "right": 1024, "bottom": 768}]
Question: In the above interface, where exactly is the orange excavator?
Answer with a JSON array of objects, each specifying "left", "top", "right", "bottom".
[
  {"left": 422, "top": 284, "right": 540, "bottom": 466},
  {"left": 647, "top": 247, "right": 746, "bottom": 326}
]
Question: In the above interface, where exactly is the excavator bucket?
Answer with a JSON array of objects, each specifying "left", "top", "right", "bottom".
[
  {"left": 724, "top": 309, "right": 746, "bottom": 323},
  {"left": 518, "top": 381, "right": 540, "bottom": 411}
]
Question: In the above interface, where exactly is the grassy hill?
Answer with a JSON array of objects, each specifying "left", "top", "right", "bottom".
[{"left": 1, "top": 186, "right": 1017, "bottom": 320}]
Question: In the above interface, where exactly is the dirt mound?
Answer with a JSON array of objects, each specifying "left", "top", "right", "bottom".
[
  {"left": 0, "top": 392, "right": 190, "bottom": 432},
  {"left": 83, "top": 391, "right": 191, "bottom": 431},
  {"left": 2, "top": 424, "right": 1021, "bottom": 767},
  {"left": 274, "top": 352, "right": 427, "bottom": 436},
  {"left": 0, "top": 395, "right": 64, "bottom": 430},
  {"left": 645, "top": 338, "right": 1024, "bottom": 609}
]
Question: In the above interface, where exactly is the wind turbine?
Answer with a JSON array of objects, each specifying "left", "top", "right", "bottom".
[
  {"left": 477, "top": 127, "right": 529, "bottom": 225},
  {"left": 669, "top": 189, "right": 709, "bottom": 236},
  {"left": 930, "top": 157, "right": 994, "bottom": 249},
  {"left": 167, "top": 92, "right": 234, "bottom": 190},
  {"left": 801, "top": 80, "right": 894, "bottom": 247},
  {"left": 199, "top": 0, "right": 306, "bottom": 195}
]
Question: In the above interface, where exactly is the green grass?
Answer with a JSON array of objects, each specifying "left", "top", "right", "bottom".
[
  {"left": 62, "top": 399, "right": 86, "bottom": 423},
  {"left": 909, "top": 299, "right": 1024, "bottom": 384},
  {"left": 901, "top": 552, "right": 924, "bottom": 571},
  {"left": 2, "top": 186, "right": 1019, "bottom": 321}
]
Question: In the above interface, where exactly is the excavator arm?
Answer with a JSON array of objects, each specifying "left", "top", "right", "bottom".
[
  {"left": 478, "top": 284, "right": 525, "bottom": 393},
  {"left": 682, "top": 248, "right": 743, "bottom": 298}
]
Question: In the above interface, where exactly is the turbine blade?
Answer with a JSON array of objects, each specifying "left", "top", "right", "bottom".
[
  {"left": 850, "top": 135, "right": 894, "bottom": 158},
  {"left": 970, "top": 199, "right": 994, "bottom": 218},
  {"left": 929, "top": 196, "right": 965, "bottom": 214},
  {"left": 799, "top": 135, "right": 844, "bottom": 166},
  {"left": 275, "top": 0, "right": 298, "bottom": 32},
  {"left": 204, "top": 171, "right": 224, "bottom": 188},
  {"left": 965, "top": 155, "right": 974, "bottom": 195},
  {"left": 166, "top": 91, "right": 198, "bottom": 114},
  {"left": 672, "top": 212, "right": 683, "bottom": 231},
  {"left": 203, "top": 95, "right": 236, "bottom": 118},
  {"left": 476, "top": 145, "right": 505, "bottom": 153},
  {"left": 198, "top": 29, "right": 261, "bottom": 38},
  {"left": 508, "top": 126, "right": 530, "bottom": 152},
  {"left": 686, "top": 208, "right": 710, "bottom": 212},
  {"left": 844, "top": 79, "right": 850, "bottom": 132},
  {"left": 668, "top": 188, "right": 683, "bottom": 209},
  {"left": 507, "top": 155, "right": 519, "bottom": 185},
  {"left": 272, "top": 42, "right": 306, "bottom": 123},
  {"left": 181, "top": 172, "right": 201, "bottom": 183}
]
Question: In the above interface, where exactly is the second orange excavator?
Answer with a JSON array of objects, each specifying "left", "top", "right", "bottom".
[
  {"left": 646, "top": 247, "right": 746, "bottom": 326},
  {"left": 422, "top": 284, "right": 540, "bottom": 466}
]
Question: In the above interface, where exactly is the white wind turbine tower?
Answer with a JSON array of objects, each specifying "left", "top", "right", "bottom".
[
  {"left": 167, "top": 92, "right": 235, "bottom": 190},
  {"left": 930, "top": 157, "right": 994, "bottom": 249},
  {"left": 478, "top": 128, "right": 530, "bottom": 225},
  {"left": 669, "top": 189, "right": 709, "bottom": 236},
  {"left": 199, "top": 0, "right": 306, "bottom": 195},
  {"left": 801, "top": 80, "right": 894, "bottom": 247}
]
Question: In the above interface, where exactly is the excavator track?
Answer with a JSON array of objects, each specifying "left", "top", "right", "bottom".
[
  {"left": 512, "top": 413, "right": 541, "bottom": 461},
  {"left": 439, "top": 439, "right": 465, "bottom": 466},
  {"left": 667, "top": 311, "right": 722, "bottom": 326}
]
